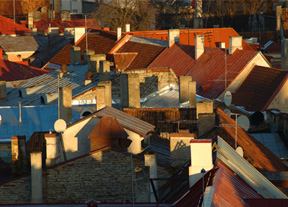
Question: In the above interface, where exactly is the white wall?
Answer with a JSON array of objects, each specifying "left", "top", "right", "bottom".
[
  {"left": 267, "top": 78, "right": 288, "bottom": 113},
  {"left": 125, "top": 128, "right": 144, "bottom": 155}
]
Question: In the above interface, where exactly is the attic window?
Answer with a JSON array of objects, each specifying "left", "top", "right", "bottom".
[{"left": 82, "top": 111, "right": 92, "bottom": 117}]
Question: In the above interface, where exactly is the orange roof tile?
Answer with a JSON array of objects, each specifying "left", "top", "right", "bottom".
[
  {"left": 232, "top": 66, "right": 288, "bottom": 111},
  {"left": 216, "top": 108, "right": 287, "bottom": 172},
  {"left": 0, "top": 15, "right": 30, "bottom": 35},
  {"left": 125, "top": 28, "right": 254, "bottom": 51}
]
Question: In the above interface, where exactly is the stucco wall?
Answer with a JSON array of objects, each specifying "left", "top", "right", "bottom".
[{"left": 267, "top": 78, "right": 288, "bottom": 113}]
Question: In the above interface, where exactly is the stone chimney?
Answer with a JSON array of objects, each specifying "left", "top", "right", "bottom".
[
  {"left": 196, "top": 100, "right": 213, "bottom": 119},
  {"left": 229, "top": 36, "right": 243, "bottom": 55},
  {"left": 98, "top": 81, "right": 112, "bottom": 107},
  {"left": 189, "top": 81, "right": 196, "bottom": 108},
  {"left": 170, "top": 130, "right": 195, "bottom": 168},
  {"left": 96, "top": 86, "right": 105, "bottom": 111},
  {"left": 88, "top": 54, "right": 106, "bottom": 74},
  {"left": 198, "top": 113, "right": 216, "bottom": 137},
  {"left": 276, "top": 5, "right": 283, "bottom": 32},
  {"left": 145, "top": 152, "right": 157, "bottom": 202},
  {"left": 194, "top": 0, "right": 203, "bottom": 28},
  {"left": 120, "top": 73, "right": 140, "bottom": 108},
  {"left": 59, "top": 86, "right": 72, "bottom": 123},
  {"left": 188, "top": 139, "right": 213, "bottom": 187},
  {"left": 28, "top": 12, "right": 33, "bottom": 29},
  {"left": 70, "top": 46, "right": 81, "bottom": 65},
  {"left": 84, "top": 50, "right": 95, "bottom": 64},
  {"left": 125, "top": 23, "right": 131, "bottom": 32},
  {"left": 179, "top": 75, "right": 192, "bottom": 103},
  {"left": 99, "top": 60, "right": 110, "bottom": 81},
  {"left": 168, "top": 29, "right": 180, "bottom": 47},
  {"left": 11, "top": 136, "right": 28, "bottom": 175},
  {"left": 117, "top": 27, "right": 122, "bottom": 41},
  {"left": 45, "top": 133, "right": 61, "bottom": 167},
  {"left": 195, "top": 35, "right": 204, "bottom": 60},
  {"left": 0, "top": 81, "right": 7, "bottom": 104},
  {"left": 30, "top": 152, "right": 43, "bottom": 203}
]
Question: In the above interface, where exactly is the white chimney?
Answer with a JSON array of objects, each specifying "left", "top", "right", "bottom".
[
  {"left": 168, "top": 29, "right": 180, "bottom": 47},
  {"left": 229, "top": 36, "right": 243, "bottom": 55},
  {"left": 220, "top": 42, "right": 226, "bottom": 49},
  {"left": 117, "top": 27, "right": 122, "bottom": 41},
  {"left": 195, "top": 35, "right": 204, "bottom": 60},
  {"left": 125, "top": 23, "right": 130, "bottom": 32},
  {"left": 188, "top": 139, "right": 213, "bottom": 187},
  {"left": 145, "top": 152, "right": 157, "bottom": 202},
  {"left": 74, "top": 27, "right": 86, "bottom": 44},
  {"left": 30, "top": 152, "right": 43, "bottom": 203}
]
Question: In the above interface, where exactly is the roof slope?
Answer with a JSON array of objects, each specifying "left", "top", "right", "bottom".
[
  {"left": 126, "top": 28, "right": 254, "bottom": 51},
  {"left": 232, "top": 66, "right": 288, "bottom": 111},
  {"left": 0, "top": 15, "right": 30, "bottom": 35},
  {"left": 216, "top": 108, "right": 287, "bottom": 172},
  {"left": 148, "top": 44, "right": 258, "bottom": 99},
  {"left": 50, "top": 29, "right": 118, "bottom": 65},
  {"left": 0, "top": 36, "right": 39, "bottom": 52},
  {"left": 0, "top": 59, "right": 49, "bottom": 81}
]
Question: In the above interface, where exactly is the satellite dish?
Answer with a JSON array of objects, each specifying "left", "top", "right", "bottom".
[
  {"left": 224, "top": 91, "right": 232, "bottom": 107},
  {"left": 237, "top": 115, "right": 250, "bottom": 131},
  {"left": 54, "top": 119, "right": 67, "bottom": 133},
  {"left": 236, "top": 146, "right": 244, "bottom": 157},
  {"left": 223, "top": 109, "right": 231, "bottom": 117}
]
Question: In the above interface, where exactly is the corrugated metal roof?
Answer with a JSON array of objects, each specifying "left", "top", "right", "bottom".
[
  {"left": 148, "top": 44, "right": 259, "bottom": 99},
  {"left": 129, "top": 36, "right": 168, "bottom": 47},
  {"left": 95, "top": 106, "right": 155, "bottom": 136},
  {"left": 0, "top": 36, "right": 38, "bottom": 52},
  {"left": 2, "top": 63, "right": 119, "bottom": 106},
  {"left": 217, "top": 136, "right": 288, "bottom": 199}
]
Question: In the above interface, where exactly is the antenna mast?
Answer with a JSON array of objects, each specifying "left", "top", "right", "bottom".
[{"left": 85, "top": 15, "right": 88, "bottom": 54}]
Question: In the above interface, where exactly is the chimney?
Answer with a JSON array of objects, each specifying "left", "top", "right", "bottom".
[
  {"left": 48, "top": 27, "right": 60, "bottom": 36},
  {"left": 170, "top": 130, "right": 195, "bottom": 168},
  {"left": 45, "top": 133, "right": 61, "bottom": 166},
  {"left": 196, "top": 100, "right": 213, "bottom": 119},
  {"left": 145, "top": 152, "right": 158, "bottom": 202},
  {"left": 11, "top": 136, "right": 28, "bottom": 175},
  {"left": 188, "top": 81, "right": 196, "bottom": 108},
  {"left": 276, "top": 5, "right": 283, "bottom": 32},
  {"left": 61, "top": 10, "right": 71, "bottom": 21},
  {"left": 88, "top": 54, "right": 106, "bottom": 74},
  {"left": 198, "top": 113, "right": 216, "bottom": 137},
  {"left": 99, "top": 60, "right": 111, "bottom": 81},
  {"left": 194, "top": 0, "right": 203, "bottom": 28},
  {"left": 117, "top": 27, "right": 122, "bottom": 41},
  {"left": 96, "top": 86, "right": 106, "bottom": 111},
  {"left": 229, "top": 36, "right": 243, "bottom": 55},
  {"left": 168, "top": 29, "right": 180, "bottom": 47},
  {"left": 54, "top": 0, "right": 61, "bottom": 13},
  {"left": 59, "top": 86, "right": 72, "bottom": 123},
  {"left": 195, "top": 35, "right": 204, "bottom": 60},
  {"left": 48, "top": 10, "right": 55, "bottom": 20},
  {"left": 98, "top": 81, "right": 112, "bottom": 107},
  {"left": 28, "top": 12, "right": 33, "bottom": 29},
  {"left": 31, "top": 27, "right": 38, "bottom": 36},
  {"left": 30, "top": 152, "right": 43, "bottom": 203},
  {"left": 70, "top": 46, "right": 81, "bottom": 65},
  {"left": 120, "top": 73, "right": 140, "bottom": 108},
  {"left": 220, "top": 42, "right": 226, "bottom": 49},
  {"left": 125, "top": 23, "right": 130, "bottom": 32},
  {"left": 74, "top": 27, "right": 86, "bottom": 44},
  {"left": 179, "top": 75, "right": 192, "bottom": 103},
  {"left": 84, "top": 50, "right": 95, "bottom": 64},
  {"left": 188, "top": 139, "right": 213, "bottom": 187},
  {"left": 0, "top": 81, "right": 7, "bottom": 104}
]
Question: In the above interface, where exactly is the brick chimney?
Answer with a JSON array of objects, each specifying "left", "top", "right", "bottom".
[
  {"left": 70, "top": 46, "right": 81, "bottom": 64},
  {"left": 229, "top": 36, "right": 243, "bottom": 55},
  {"left": 88, "top": 54, "right": 106, "bottom": 74},
  {"left": 170, "top": 130, "right": 195, "bottom": 168},
  {"left": 117, "top": 27, "right": 122, "bottom": 41},
  {"left": 125, "top": 23, "right": 131, "bottom": 32},
  {"left": 30, "top": 152, "right": 43, "bottom": 203},
  {"left": 59, "top": 86, "right": 72, "bottom": 123},
  {"left": 145, "top": 152, "right": 158, "bottom": 202},
  {"left": 195, "top": 35, "right": 204, "bottom": 60},
  {"left": 120, "top": 73, "right": 140, "bottom": 108},
  {"left": 45, "top": 133, "right": 61, "bottom": 167},
  {"left": 179, "top": 75, "right": 192, "bottom": 103},
  {"left": 168, "top": 29, "right": 180, "bottom": 47},
  {"left": 188, "top": 139, "right": 213, "bottom": 187},
  {"left": 189, "top": 81, "right": 197, "bottom": 108},
  {"left": 99, "top": 60, "right": 110, "bottom": 81},
  {"left": 11, "top": 136, "right": 28, "bottom": 175},
  {"left": 0, "top": 81, "right": 7, "bottom": 104}
]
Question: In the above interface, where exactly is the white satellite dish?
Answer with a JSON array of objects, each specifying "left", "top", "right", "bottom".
[
  {"left": 223, "top": 109, "right": 231, "bottom": 117},
  {"left": 236, "top": 146, "right": 244, "bottom": 157},
  {"left": 224, "top": 91, "right": 232, "bottom": 107},
  {"left": 236, "top": 115, "right": 250, "bottom": 131},
  {"left": 54, "top": 119, "right": 67, "bottom": 133}
]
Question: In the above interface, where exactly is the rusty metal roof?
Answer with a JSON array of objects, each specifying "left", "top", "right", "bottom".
[
  {"left": 148, "top": 44, "right": 259, "bottom": 99},
  {"left": 232, "top": 66, "right": 288, "bottom": 112},
  {"left": 95, "top": 106, "right": 155, "bottom": 136}
]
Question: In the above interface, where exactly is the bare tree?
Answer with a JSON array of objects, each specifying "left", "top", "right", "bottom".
[{"left": 93, "top": 0, "right": 158, "bottom": 31}]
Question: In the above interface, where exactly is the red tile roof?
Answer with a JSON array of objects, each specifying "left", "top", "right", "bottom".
[
  {"left": 116, "top": 41, "right": 165, "bottom": 70},
  {"left": 0, "top": 15, "right": 30, "bottom": 35},
  {"left": 232, "top": 66, "right": 288, "bottom": 112},
  {"left": 148, "top": 44, "right": 259, "bottom": 99},
  {"left": 50, "top": 29, "right": 118, "bottom": 65},
  {"left": 125, "top": 28, "right": 254, "bottom": 51},
  {"left": 20, "top": 19, "right": 98, "bottom": 33},
  {"left": 0, "top": 59, "right": 50, "bottom": 81},
  {"left": 216, "top": 108, "right": 288, "bottom": 172}
]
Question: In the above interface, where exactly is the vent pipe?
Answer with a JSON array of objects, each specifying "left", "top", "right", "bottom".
[{"left": 18, "top": 102, "right": 22, "bottom": 123}]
